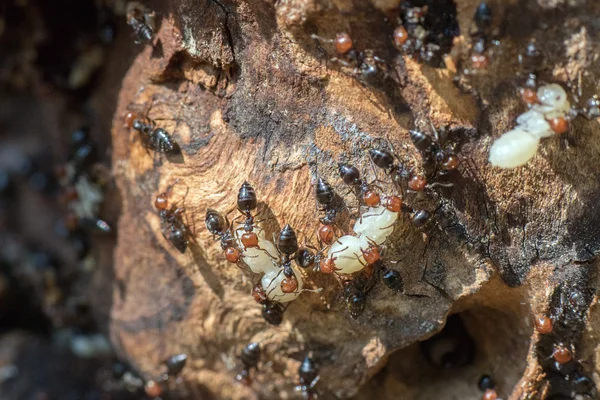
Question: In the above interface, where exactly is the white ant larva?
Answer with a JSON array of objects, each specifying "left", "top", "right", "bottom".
[
  {"left": 262, "top": 267, "right": 304, "bottom": 303},
  {"left": 489, "top": 83, "right": 571, "bottom": 169},
  {"left": 516, "top": 110, "right": 554, "bottom": 139},
  {"left": 534, "top": 84, "right": 570, "bottom": 117},
  {"left": 353, "top": 205, "right": 399, "bottom": 245},
  {"left": 325, "top": 235, "right": 367, "bottom": 275},
  {"left": 489, "top": 128, "right": 540, "bottom": 169}
]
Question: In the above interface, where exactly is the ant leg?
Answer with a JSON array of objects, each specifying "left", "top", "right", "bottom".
[{"left": 310, "top": 34, "right": 334, "bottom": 44}]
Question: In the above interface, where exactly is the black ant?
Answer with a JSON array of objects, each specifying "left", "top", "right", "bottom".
[
  {"left": 338, "top": 163, "right": 383, "bottom": 209},
  {"left": 154, "top": 180, "right": 195, "bottom": 253},
  {"left": 275, "top": 224, "right": 301, "bottom": 294},
  {"left": 409, "top": 125, "right": 460, "bottom": 177},
  {"left": 163, "top": 353, "right": 188, "bottom": 379},
  {"left": 295, "top": 355, "right": 320, "bottom": 400},
  {"left": 310, "top": 32, "right": 387, "bottom": 84},
  {"left": 205, "top": 209, "right": 241, "bottom": 264},
  {"left": 235, "top": 181, "right": 263, "bottom": 250},
  {"left": 124, "top": 111, "right": 180, "bottom": 155},
  {"left": 252, "top": 282, "right": 286, "bottom": 326},
  {"left": 126, "top": 2, "right": 155, "bottom": 44},
  {"left": 342, "top": 275, "right": 371, "bottom": 319},
  {"left": 369, "top": 145, "right": 440, "bottom": 193},
  {"left": 314, "top": 177, "right": 341, "bottom": 246},
  {"left": 236, "top": 342, "right": 261, "bottom": 385}
]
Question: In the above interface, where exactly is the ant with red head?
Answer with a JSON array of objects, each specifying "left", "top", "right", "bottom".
[
  {"left": 124, "top": 109, "right": 180, "bottom": 155},
  {"left": 273, "top": 224, "right": 302, "bottom": 294},
  {"left": 235, "top": 181, "right": 264, "bottom": 251},
  {"left": 409, "top": 124, "right": 460, "bottom": 179},
  {"left": 154, "top": 179, "right": 195, "bottom": 254},
  {"left": 337, "top": 163, "right": 384, "bottom": 210},
  {"left": 313, "top": 177, "right": 344, "bottom": 246},
  {"left": 369, "top": 144, "right": 445, "bottom": 194},
  {"left": 310, "top": 32, "right": 387, "bottom": 84},
  {"left": 205, "top": 209, "right": 242, "bottom": 264},
  {"left": 252, "top": 282, "right": 287, "bottom": 325},
  {"left": 236, "top": 342, "right": 261, "bottom": 385},
  {"left": 295, "top": 355, "right": 320, "bottom": 400}
]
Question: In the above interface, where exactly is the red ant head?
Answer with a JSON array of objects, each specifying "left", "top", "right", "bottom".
[
  {"left": 155, "top": 194, "right": 169, "bottom": 210},
  {"left": 361, "top": 244, "right": 380, "bottom": 265}
]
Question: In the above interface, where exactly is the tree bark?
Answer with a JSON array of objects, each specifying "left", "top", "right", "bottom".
[{"left": 110, "top": 0, "right": 600, "bottom": 399}]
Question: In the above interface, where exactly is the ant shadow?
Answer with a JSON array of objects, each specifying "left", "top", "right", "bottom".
[
  {"left": 165, "top": 143, "right": 184, "bottom": 164},
  {"left": 189, "top": 241, "right": 225, "bottom": 300}
]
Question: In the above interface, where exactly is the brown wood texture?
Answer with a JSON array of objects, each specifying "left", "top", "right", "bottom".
[{"left": 109, "top": 0, "right": 600, "bottom": 398}]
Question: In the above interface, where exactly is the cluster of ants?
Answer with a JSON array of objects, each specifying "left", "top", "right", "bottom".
[
  {"left": 120, "top": 1, "right": 599, "bottom": 399},
  {"left": 121, "top": 91, "right": 463, "bottom": 398},
  {"left": 531, "top": 287, "right": 597, "bottom": 399}
]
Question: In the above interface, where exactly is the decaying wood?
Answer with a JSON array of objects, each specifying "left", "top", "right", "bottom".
[{"left": 109, "top": 0, "right": 600, "bottom": 398}]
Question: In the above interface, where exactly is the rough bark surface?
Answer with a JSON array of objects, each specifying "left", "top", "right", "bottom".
[{"left": 109, "top": 0, "right": 600, "bottom": 399}]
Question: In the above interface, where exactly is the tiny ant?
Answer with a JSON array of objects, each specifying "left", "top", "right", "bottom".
[
  {"left": 342, "top": 275, "right": 371, "bottom": 318},
  {"left": 126, "top": 2, "right": 155, "bottom": 44},
  {"left": 409, "top": 125, "right": 460, "bottom": 175},
  {"left": 164, "top": 353, "right": 188, "bottom": 379},
  {"left": 155, "top": 180, "right": 195, "bottom": 253},
  {"left": 360, "top": 241, "right": 404, "bottom": 293},
  {"left": 124, "top": 110, "right": 179, "bottom": 154},
  {"left": 275, "top": 224, "right": 301, "bottom": 293},
  {"left": 236, "top": 342, "right": 261, "bottom": 385},
  {"left": 314, "top": 177, "right": 342, "bottom": 245},
  {"left": 338, "top": 163, "right": 383, "bottom": 210},
  {"left": 205, "top": 209, "right": 241, "bottom": 264},
  {"left": 295, "top": 355, "right": 320, "bottom": 400},
  {"left": 235, "top": 181, "right": 261, "bottom": 250},
  {"left": 252, "top": 282, "right": 286, "bottom": 325},
  {"left": 310, "top": 32, "right": 386, "bottom": 84}
]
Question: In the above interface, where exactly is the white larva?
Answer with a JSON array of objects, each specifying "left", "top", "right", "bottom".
[
  {"left": 262, "top": 268, "right": 303, "bottom": 303},
  {"left": 489, "top": 128, "right": 540, "bottom": 169},
  {"left": 326, "top": 235, "right": 367, "bottom": 275},
  {"left": 516, "top": 110, "right": 554, "bottom": 138},
  {"left": 353, "top": 205, "right": 398, "bottom": 245},
  {"left": 535, "top": 84, "right": 570, "bottom": 115},
  {"left": 236, "top": 228, "right": 278, "bottom": 275}
]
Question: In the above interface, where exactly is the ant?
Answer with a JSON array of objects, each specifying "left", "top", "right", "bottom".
[
  {"left": 252, "top": 282, "right": 286, "bottom": 326},
  {"left": 154, "top": 180, "right": 195, "bottom": 253},
  {"left": 409, "top": 125, "right": 460, "bottom": 177},
  {"left": 478, "top": 375, "right": 501, "bottom": 400},
  {"left": 314, "top": 177, "right": 341, "bottom": 246},
  {"left": 274, "top": 224, "right": 301, "bottom": 294},
  {"left": 235, "top": 181, "right": 263, "bottom": 250},
  {"left": 126, "top": 2, "right": 155, "bottom": 44},
  {"left": 338, "top": 163, "right": 383, "bottom": 210},
  {"left": 369, "top": 145, "right": 444, "bottom": 193},
  {"left": 295, "top": 355, "right": 320, "bottom": 400},
  {"left": 342, "top": 273, "right": 373, "bottom": 319},
  {"left": 124, "top": 110, "right": 180, "bottom": 155},
  {"left": 163, "top": 353, "right": 188, "bottom": 380},
  {"left": 310, "top": 32, "right": 387, "bottom": 84},
  {"left": 236, "top": 342, "right": 261, "bottom": 385},
  {"left": 359, "top": 241, "right": 405, "bottom": 293},
  {"left": 205, "top": 209, "right": 242, "bottom": 264}
]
